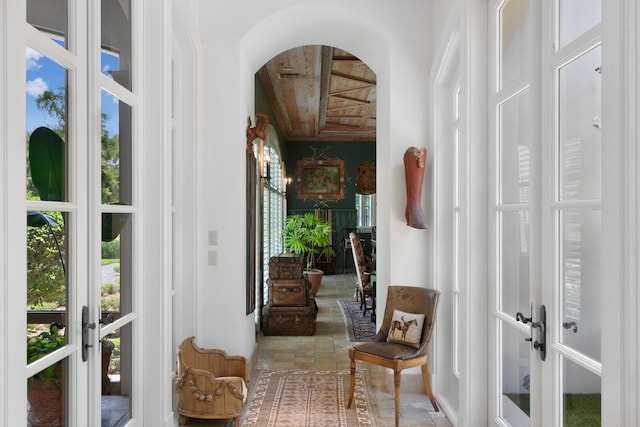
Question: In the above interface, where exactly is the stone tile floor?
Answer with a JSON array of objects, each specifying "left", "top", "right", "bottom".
[{"left": 185, "top": 274, "right": 452, "bottom": 427}]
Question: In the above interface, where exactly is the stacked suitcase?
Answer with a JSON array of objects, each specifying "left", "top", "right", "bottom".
[{"left": 262, "top": 254, "right": 317, "bottom": 336}]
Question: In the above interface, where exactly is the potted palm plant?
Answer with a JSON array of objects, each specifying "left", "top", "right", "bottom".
[{"left": 282, "top": 213, "right": 335, "bottom": 296}]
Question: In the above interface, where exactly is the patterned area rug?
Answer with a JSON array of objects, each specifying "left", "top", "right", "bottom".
[
  {"left": 242, "top": 370, "right": 378, "bottom": 427},
  {"left": 338, "top": 299, "right": 376, "bottom": 342}
]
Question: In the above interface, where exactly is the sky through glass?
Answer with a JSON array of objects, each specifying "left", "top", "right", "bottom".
[{"left": 26, "top": 42, "right": 120, "bottom": 136}]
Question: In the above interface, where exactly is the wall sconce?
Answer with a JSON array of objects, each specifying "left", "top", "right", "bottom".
[{"left": 263, "top": 153, "right": 271, "bottom": 181}]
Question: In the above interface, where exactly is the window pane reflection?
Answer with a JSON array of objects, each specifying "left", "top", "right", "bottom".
[
  {"left": 558, "top": 0, "right": 601, "bottom": 49},
  {"left": 560, "top": 208, "right": 601, "bottom": 362},
  {"left": 101, "top": 91, "right": 133, "bottom": 205},
  {"left": 558, "top": 46, "right": 601, "bottom": 201},
  {"left": 27, "top": 0, "right": 68, "bottom": 48},
  {"left": 500, "top": 210, "right": 530, "bottom": 317},
  {"left": 500, "top": 323, "right": 531, "bottom": 426},
  {"left": 500, "top": 90, "right": 531, "bottom": 205},
  {"left": 101, "top": 0, "right": 132, "bottom": 90},
  {"left": 500, "top": 0, "right": 531, "bottom": 88}
]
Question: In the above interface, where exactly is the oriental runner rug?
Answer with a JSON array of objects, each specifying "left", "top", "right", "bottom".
[
  {"left": 241, "top": 369, "right": 378, "bottom": 427},
  {"left": 338, "top": 299, "right": 376, "bottom": 342}
]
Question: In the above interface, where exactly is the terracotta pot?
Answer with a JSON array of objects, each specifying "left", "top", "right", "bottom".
[{"left": 305, "top": 269, "right": 324, "bottom": 297}]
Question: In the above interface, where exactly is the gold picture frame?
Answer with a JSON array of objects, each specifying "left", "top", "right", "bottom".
[{"left": 296, "top": 158, "right": 345, "bottom": 201}]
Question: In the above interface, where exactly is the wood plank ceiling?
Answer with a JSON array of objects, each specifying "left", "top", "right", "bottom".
[{"left": 257, "top": 46, "right": 376, "bottom": 142}]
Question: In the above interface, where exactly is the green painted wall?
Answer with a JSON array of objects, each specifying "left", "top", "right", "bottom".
[
  {"left": 285, "top": 141, "right": 375, "bottom": 274},
  {"left": 284, "top": 141, "right": 375, "bottom": 211}
]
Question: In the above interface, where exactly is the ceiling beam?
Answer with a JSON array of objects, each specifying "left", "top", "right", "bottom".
[
  {"left": 330, "top": 70, "right": 376, "bottom": 85},
  {"left": 331, "top": 94, "right": 371, "bottom": 104},
  {"left": 318, "top": 46, "right": 333, "bottom": 137}
]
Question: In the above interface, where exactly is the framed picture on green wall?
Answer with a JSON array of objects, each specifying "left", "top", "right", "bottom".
[{"left": 296, "top": 158, "right": 345, "bottom": 201}]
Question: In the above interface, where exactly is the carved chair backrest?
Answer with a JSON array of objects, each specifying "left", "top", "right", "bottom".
[
  {"left": 349, "top": 232, "right": 370, "bottom": 290},
  {"left": 177, "top": 337, "right": 248, "bottom": 381}
]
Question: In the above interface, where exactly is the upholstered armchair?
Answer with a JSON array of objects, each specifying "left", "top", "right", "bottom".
[
  {"left": 347, "top": 286, "right": 440, "bottom": 427},
  {"left": 175, "top": 337, "right": 249, "bottom": 427}
]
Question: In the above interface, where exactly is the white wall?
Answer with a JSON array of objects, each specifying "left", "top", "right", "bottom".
[
  {"left": 432, "top": 26, "right": 462, "bottom": 425},
  {"left": 195, "top": 0, "right": 435, "bottom": 355}
]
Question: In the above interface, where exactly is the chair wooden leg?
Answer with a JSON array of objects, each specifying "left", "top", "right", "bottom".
[
  {"left": 421, "top": 364, "right": 439, "bottom": 411},
  {"left": 234, "top": 416, "right": 239, "bottom": 427},
  {"left": 347, "top": 357, "right": 356, "bottom": 408},
  {"left": 393, "top": 370, "right": 401, "bottom": 427}
]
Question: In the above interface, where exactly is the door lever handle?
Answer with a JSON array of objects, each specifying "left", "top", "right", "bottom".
[
  {"left": 519, "top": 305, "right": 547, "bottom": 361},
  {"left": 100, "top": 312, "right": 115, "bottom": 325},
  {"left": 516, "top": 312, "right": 532, "bottom": 324},
  {"left": 562, "top": 321, "right": 578, "bottom": 333},
  {"left": 81, "top": 306, "right": 96, "bottom": 362}
]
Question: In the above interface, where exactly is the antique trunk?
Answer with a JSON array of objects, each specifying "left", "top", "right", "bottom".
[
  {"left": 262, "top": 305, "right": 316, "bottom": 336},
  {"left": 268, "top": 254, "right": 303, "bottom": 279},
  {"left": 267, "top": 278, "right": 309, "bottom": 306}
]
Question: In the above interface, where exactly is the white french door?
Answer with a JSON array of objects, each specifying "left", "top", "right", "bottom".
[
  {"left": 490, "top": 1, "right": 602, "bottom": 426},
  {"left": 25, "top": 1, "right": 139, "bottom": 426}
]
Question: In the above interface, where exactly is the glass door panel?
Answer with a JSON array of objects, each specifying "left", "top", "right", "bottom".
[
  {"left": 101, "top": 323, "right": 133, "bottom": 427},
  {"left": 101, "top": 91, "right": 133, "bottom": 206},
  {"left": 549, "top": 3, "right": 603, "bottom": 426},
  {"left": 26, "top": 36, "right": 71, "bottom": 426},
  {"left": 26, "top": 48, "right": 68, "bottom": 201},
  {"left": 559, "top": 209, "right": 601, "bottom": 361},
  {"left": 558, "top": 47, "right": 601, "bottom": 201},
  {"left": 101, "top": 0, "right": 132, "bottom": 90},
  {"left": 562, "top": 357, "right": 601, "bottom": 426},
  {"left": 500, "top": 91, "right": 532, "bottom": 205},
  {"left": 500, "top": 323, "right": 531, "bottom": 426},
  {"left": 492, "top": 1, "right": 603, "bottom": 425},
  {"left": 558, "top": 0, "right": 601, "bottom": 49},
  {"left": 27, "top": 358, "right": 68, "bottom": 426},
  {"left": 27, "top": 0, "right": 68, "bottom": 49},
  {"left": 101, "top": 213, "right": 132, "bottom": 317},
  {"left": 27, "top": 210, "right": 69, "bottom": 426},
  {"left": 500, "top": 210, "right": 530, "bottom": 318},
  {"left": 499, "top": 0, "right": 531, "bottom": 89},
  {"left": 99, "top": 89, "right": 135, "bottom": 425}
]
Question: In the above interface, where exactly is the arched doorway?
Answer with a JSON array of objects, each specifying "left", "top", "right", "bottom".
[{"left": 252, "top": 44, "right": 378, "bottom": 328}]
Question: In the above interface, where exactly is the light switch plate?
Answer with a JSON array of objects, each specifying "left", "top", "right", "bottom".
[
  {"left": 208, "top": 250, "right": 217, "bottom": 266},
  {"left": 209, "top": 230, "right": 218, "bottom": 246}
]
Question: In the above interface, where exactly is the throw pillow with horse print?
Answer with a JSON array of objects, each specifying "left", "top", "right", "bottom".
[{"left": 386, "top": 309, "right": 425, "bottom": 348}]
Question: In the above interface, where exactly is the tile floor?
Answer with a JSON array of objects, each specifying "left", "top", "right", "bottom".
[{"left": 185, "top": 274, "right": 452, "bottom": 427}]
